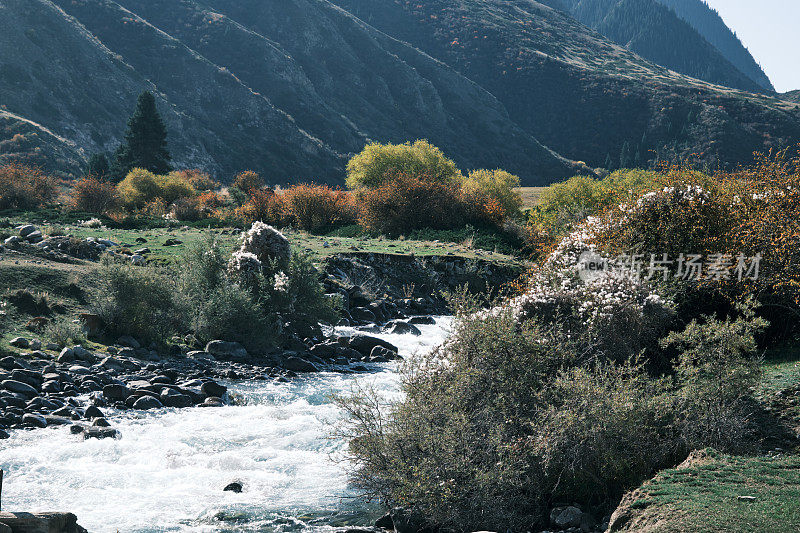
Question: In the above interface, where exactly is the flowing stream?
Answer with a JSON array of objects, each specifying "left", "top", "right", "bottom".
[{"left": 0, "top": 318, "right": 452, "bottom": 533}]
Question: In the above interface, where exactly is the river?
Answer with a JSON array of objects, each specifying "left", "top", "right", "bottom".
[{"left": 0, "top": 318, "right": 452, "bottom": 532}]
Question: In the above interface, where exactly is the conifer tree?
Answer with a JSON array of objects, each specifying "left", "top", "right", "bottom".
[
  {"left": 111, "top": 91, "right": 171, "bottom": 180},
  {"left": 86, "top": 153, "right": 110, "bottom": 179}
]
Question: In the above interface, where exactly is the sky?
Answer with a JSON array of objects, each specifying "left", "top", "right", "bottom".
[{"left": 703, "top": 0, "right": 800, "bottom": 93}]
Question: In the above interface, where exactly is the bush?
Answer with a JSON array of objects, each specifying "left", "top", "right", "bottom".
[
  {"left": 0, "top": 162, "right": 59, "bottom": 210},
  {"left": 357, "top": 172, "right": 468, "bottom": 235},
  {"left": 179, "top": 239, "right": 278, "bottom": 351},
  {"left": 346, "top": 140, "right": 462, "bottom": 189},
  {"left": 281, "top": 184, "right": 357, "bottom": 232},
  {"left": 43, "top": 316, "right": 87, "bottom": 347},
  {"left": 462, "top": 169, "right": 523, "bottom": 220},
  {"left": 232, "top": 170, "right": 264, "bottom": 195},
  {"left": 339, "top": 228, "right": 765, "bottom": 531},
  {"left": 71, "top": 176, "right": 118, "bottom": 214},
  {"left": 92, "top": 257, "right": 182, "bottom": 344},
  {"left": 236, "top": 221, "right": 291, "bottom": 266},
  {"left": 117, "top": 168, "right": 195, "bottom": 209},
  {"left": 173, "top": 169, "right": 219, "bottom": 191}
]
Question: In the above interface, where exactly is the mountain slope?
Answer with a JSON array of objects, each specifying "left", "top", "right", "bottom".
[
  {"left": 329, "top": 0, "right": 800, "bottom": 169},
  {"left": 655, "top": 0, "right": 774, "bottom": 93},
  {"left": 0, "top": 0, "right": 577, "bottom": 185},
  {"left": 564, "top": 0, "right": 765, "bottom": 93}
]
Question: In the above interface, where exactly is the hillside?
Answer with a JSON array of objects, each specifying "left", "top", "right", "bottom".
[
  {"left": 564, "top": 0, "right": 765, "bottom": 93},
  {"left": 656, "top": 0, "right": 775, "bottom": 93},
  {"left": 330, "top": 0, "right": 800, "bottom": 169},
  {"left": 0, "top": 0, "right": 576, "bottom": 185}
]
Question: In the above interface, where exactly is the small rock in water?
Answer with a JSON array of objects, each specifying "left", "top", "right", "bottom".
[
  {"left": 223, "top": 481, "right": 243, "bottom": 493},
  {"left": 132, "top": 396, "right": 164, "bottom": 410}
]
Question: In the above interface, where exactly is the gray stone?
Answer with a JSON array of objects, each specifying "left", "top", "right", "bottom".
[
  {"left": 205, "top": 340, "right": 248, "bottom": 361},
  {"left": 132, "top": 396, "right": 163, "bottom": 410},
  {"left": 22, "top": 413, "right": 48, "bottom": 428},
  {"left": 223, "top": 481, "right": 243, "bottom": 493},
  {"left": 9, "top": 337, "right": 29, "bottom": 348},
  {"left": 282, "top": 356, "right": 319, "bottom": 373},
  {"left": 2, "top": 379, "right": 38, "bottom": 397},
  {"left": 117, "top": 335, "right": 141, "bottom": 349},
  {"left": 103, "top": 384, "right": 130, "bottom": 402},
  {"left": 17, "top": 224, "right": 37, "bottom": 238},
  {"left": 200, "top": 381, "right": 227, "bottom": 398},
  {"left": 551, "top": 506, "right": 584, "bottom": 529}
]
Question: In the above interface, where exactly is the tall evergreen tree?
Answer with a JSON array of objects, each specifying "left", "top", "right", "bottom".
[
  {"left": 112, "top": 91, "right": 172, "bottom": 180},
  {"left": 619, "top": 141, "right": 632, "bottom": 169},
  {"left": 86, "top": 153, "right": 110, "bottom": 179}
]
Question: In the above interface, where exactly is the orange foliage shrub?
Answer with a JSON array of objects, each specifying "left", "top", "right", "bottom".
[
  {"left": 71, "top": 176, "right": 118, "bottom": 214},
  {"left": 357, "top": 172, "right": 469, "bottom": 235},
  {"left": 282, "top": 184, "right": 357, "bottom": 232},
  {"left": 173, "top": 169, "right": 220, "bottom": 192},
  {"left": 235, "top": 187, "right": 288, "bottom": 226},
  {"left": 0, "top": 162, "right": 58, "bottom": 210},
  {"left": 232, "top": 170, "right": 264, "bottom": 195}
]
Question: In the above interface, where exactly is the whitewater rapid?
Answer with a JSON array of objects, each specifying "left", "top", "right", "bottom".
[{"left": 0, "top": 318, "right": 452, "bottom": 533}]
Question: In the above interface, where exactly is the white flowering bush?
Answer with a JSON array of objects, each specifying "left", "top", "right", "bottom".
[
  {"left": 227, "top": 250, "right": 263, "bottom": 288},
  {"left": 238, "top": 221, "right": 290, "bottom": 267}
]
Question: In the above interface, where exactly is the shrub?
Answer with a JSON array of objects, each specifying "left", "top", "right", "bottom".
[
  {"left": 117, "top": 168, "right": 195, "bottom": 209},
  {"left": 462, "top": 169, "right": 523, "bottom": 220},
  {"left": 346, "top": 140, "right": 462, "bottom": 189},
  {"left": 173, "top": 169, "right": 219, "bottom": 191},
  {"left": 71, "top": 176, "right": 118, "bottom": 214},
  {"left": 232, "top": 170, "right": 264, "bottom": 195},
  {"left": 234, "top": 188, "right": 289, "bottom": 226},
  {"left": 179, "top": 239, "right": 278, "bottom": 351},
  {"left": 92, "top": 257, "right": 182, "bottom": 344},
  {"left": 0, "top": 162, "right": 58, "bottom": 210},
  {"left": 170, "top": 197, "right": 203, "bottom": 221},
  {"left": 282, "top": 184, "right": 357, "bottom": 232},
  {"left": 236, "top": 221, "right": 291, "bottom": 267},
  {"left": 43, "top": 316, "right": 87, "bottom": 347},
  {"left": 356, "top": 172, "right": 468, "bottom": 235}
]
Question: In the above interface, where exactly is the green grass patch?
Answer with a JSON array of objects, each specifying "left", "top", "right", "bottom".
[{"left": 616, "top": 451, "right": 800, "bottom": 532}]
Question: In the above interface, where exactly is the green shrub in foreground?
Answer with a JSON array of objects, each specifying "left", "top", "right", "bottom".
[{"left": 338, "top": 299, "right": 764, "bottom": 531}]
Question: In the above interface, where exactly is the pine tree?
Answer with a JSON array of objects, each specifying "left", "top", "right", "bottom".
[
  {"left": 86, "top": 153, "right": 110, "bottom": 179},
  {"left": 604, "top": 153, "right": 614, "bottom": 170},
  {"left": 619, "top": 141, "right": 632, "bottom": 169},
  {"left": 111, "top": 91, "right": 172, "bottom": 180}
]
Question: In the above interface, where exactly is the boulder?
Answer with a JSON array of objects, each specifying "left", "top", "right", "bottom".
[
  {"left": 205, "top": 340, "right": 248, "bottom": 361},
  {"left": 0, "top": 429, "right": 9, "bottom": 439},
  {"left": 408, "top": 316, "right": 436, "bottom": 325},
  {"left": 223, "top": 481, "right": 243, "bottom": 493},
  {"left": 160, "top": 389, "right": 193, "bottom": 408},
  {"left": 200, "top": 381, "right": 227, "bottom": 398},
  {"left": 117, "top": 336, "right": 141, "bottom": 349},
  {"left": 389, "top": 508, "right": 432, "bottom": 533},
  {"left": 350, "top": 307, "right": 376, "bottom": 323},
  {"left": 2, "top": 379, "right": 38, "bottom": 397},
  {"left": 344, "top": 335, "right": 399, "bottom": 358},
  {"left": 551, "top": 506, "right": 584, "bottom": 529},
  {"left": 132, "top": 396, "right": 163, "bottom": 410},
  {"left": 84, "top": 405, "right": 104, "bottom": 419},
  {"left": 17, "top": 224, "right": 37, "bottom": 238},
  {"left": 282, "top": 356, "right": 319, "bottom": 373},
  {"left": 386, "top": 321, "right": 421, "bottom": 336},
  {"left": 9, "top": 337, "right": 29, "bottom": 348},
  {"left": 0, "top": 512, "right": 86, "bottom": 533},
  {"left": 22, "top": 413, "right": 48, "bottom": 428}
]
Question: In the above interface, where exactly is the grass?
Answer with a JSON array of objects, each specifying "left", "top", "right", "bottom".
[
  {"left": 613, "top": 450, "right": 800, "bottom": 533},
  {"left": 515, "top": 186, "right": 547, "bottom": 209}
]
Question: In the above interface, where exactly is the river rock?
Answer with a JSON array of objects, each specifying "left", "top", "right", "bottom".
[
  {"left": 22, "top": 413, "right": 48, "bottom": 428},
  {"left": 2, "top": 379, "right": 38, "bottom": 397},
  {"left": 84, "top": 427, "right": 120, "bottom": 440},
  {"left": 0, "top": 429, "right": 9, "bottom": 439},
  {"left": 223, "top": 481, "right": 243, "bottom": 493},
  {"left": 375, "top": 513, "right": 394, "bottom": 529},
  {"left": 408, "top": 316, "right": 436, "bottom": 325},
  {"left": 350, "top": 307, "right": 376, "bottom": 323},
  {"left": 9, "top": 337, "right": 29, "bottom": 348},
  {"left": 17, "top": 224, "right": 37, "bottom": 238},
  {"left": 58, "top": 347, "right": 75, "bottom": 362},
  {"left": 389, "top": 508, "right": 432, "bottom": 533},
  {"left": 282, "top": 356, "right": 319, "bottom": 373},
  {"left": 550, "top": 506, "right": 584, "bottom": 529},
  {"left": 92, "top": 418, "right": 111, "bottom": 427},
  {"left": 385, "top": 320, "right": 421, "bottom": 336},
  {"left": 160, "top": 389, "right": 193, "bottom": 408},
  {"left": 205, "top": 341, "right": 248, "bottom": 361},
  {"left": 84, "top": 405, "right": 104, "bottom": 419},
  {"left": 117, "top": 335, "right": 141, "bottom": 349},
  {"left": 200, "top": 381, "right": 227, "bottom": 398},
  {"left": 132, "top": 396, "right": 163, "bottom": 410},
  {"left": 43, "top": 415, "right": 72, "bottom": 426},
  {"left": 103, "top": 384, "right": 130, "bottom": 402},
  {"left": 343, "top": 335, "right": 399, "bottom": 358}
]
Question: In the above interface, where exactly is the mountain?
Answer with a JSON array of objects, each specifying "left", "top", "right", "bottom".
[
  {"left": 0, "top": 0, "right": 577, "bottom": 185},
  {"left": 329, "top": 0, "right": 800, "bottom": 169},
  {"left": 655, "top": 0, "right": 774, "bottom": 93},
  {"left": 561, "top": 0, "right": 765, "bottom": 93},
  {"left": 1, "top": 0, "right": 799, "bottom": 184}
]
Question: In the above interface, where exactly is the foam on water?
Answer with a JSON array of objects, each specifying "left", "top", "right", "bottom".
[{"left": 0, "top": 318, "right": 452, "bottom": 533}]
